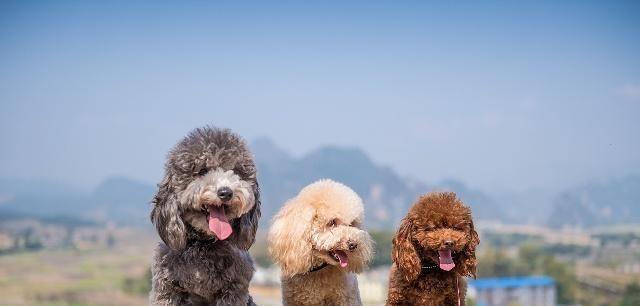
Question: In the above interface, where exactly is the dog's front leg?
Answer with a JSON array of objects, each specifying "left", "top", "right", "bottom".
[
  {"left": 150, "top": 259, "right": 191, "bottom": 306},
  {"left": 212, "top": 290, "right": 251, "bottom": 306}
]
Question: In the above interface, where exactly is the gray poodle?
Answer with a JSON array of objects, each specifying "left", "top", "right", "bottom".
[{"left": 149, "top": 126, "right": 260, "bottom": 306}]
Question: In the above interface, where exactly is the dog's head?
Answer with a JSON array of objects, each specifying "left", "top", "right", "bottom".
[
  {"left": 268, "top": 179, "right": 373, "bottom": 278},
  {"left": 150, "top": 127, "right": 260, "bottom": 251},
  {"left": 392, "top": 192, "right": 479, "bottom": 282}
]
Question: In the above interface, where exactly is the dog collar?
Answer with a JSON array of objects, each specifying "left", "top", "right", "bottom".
[
  {"left": 422, "top": 259, "right": 439, "bottom": 270},
  {"left": 308, "top": 262, "right": 329, "bottom": 273}
]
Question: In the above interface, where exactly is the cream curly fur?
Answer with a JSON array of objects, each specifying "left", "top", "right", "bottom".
[{"left": 268, "top": 179, "right": 373, "bottom": 306}]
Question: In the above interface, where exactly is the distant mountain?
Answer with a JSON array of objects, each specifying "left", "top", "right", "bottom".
[
  {"left": 5, "top": 149, "right": 636, "bottom": 230},
  {"left": 547, "top": 176, "right": 640, "bottom": 228},
  {"left": 90, "top": 177, "right": 156, "bottom": 224},
  {"left": 434, "top": 180, "right": 507, "bottom": 223},
  {"left": 0, "top": 178, "right": 80, "bottom": 200},
  {"left": 0, "top": 177, "right": 154, "bottom": 227},
  {"left": 492, "top": 190, "right": 555, "bottom": 225},
  {"left": 252, "top": 139, "right": 504, "bottom": 229},
  {"left": 254, "top": 139, "right": 418, "bottom": 228},
  {"left": 0, "top": 138, "right": 510, "bottom": 229}
]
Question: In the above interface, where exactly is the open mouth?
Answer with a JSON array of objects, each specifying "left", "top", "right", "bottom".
[
  {"left": 207, "top": 205, "right": 232, "bottom": 240},
  {"left": 329, "top": 250, "right": 349, "bottom": 268},
  {"left": 438, "top": 249, "right": 455, "bottom": 271}
]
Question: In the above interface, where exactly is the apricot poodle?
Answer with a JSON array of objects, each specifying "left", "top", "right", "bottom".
[
  {"left": 386, "top": 192, "right": 479, "bottom": 306},
  {"left": 268, "top": 179, "right": 373, "bottom": 306}
]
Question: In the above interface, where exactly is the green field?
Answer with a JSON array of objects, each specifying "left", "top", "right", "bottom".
[
  {"left": 0, "top": 230, "right": 285, "bottom": 306},
  {"left": 0, "top": 232, "right": 156, "bottom": 306}
]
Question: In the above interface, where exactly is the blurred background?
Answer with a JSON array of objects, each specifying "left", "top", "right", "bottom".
[{"left": 1, "top": 1, "right": 639, "bottom": 305}]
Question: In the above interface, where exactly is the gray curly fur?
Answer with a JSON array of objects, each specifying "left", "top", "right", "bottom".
[{"left": 149, "top": 126, "right": 260, "bottom": 306}]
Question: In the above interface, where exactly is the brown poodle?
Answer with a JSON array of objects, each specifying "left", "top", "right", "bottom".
[
  {"left": 268, "top": 179, "right": 373, "bottom": 306},
  {"left": 386, "top": 192, "right": 479, "bottom": 306}
]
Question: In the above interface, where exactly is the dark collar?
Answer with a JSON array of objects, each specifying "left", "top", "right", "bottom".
[
  {"left": 421, "top": 258, "right": 440, "bottom": 271},
  {"left": 308, "top": 262, "right": 329, "bottom": 273}
]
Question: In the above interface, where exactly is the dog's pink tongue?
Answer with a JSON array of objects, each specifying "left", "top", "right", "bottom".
[
  {"left": 438, "top": 249, "right": 455, "bottom": 271},
  {"left": 208, "top": 206, "right": 232, "bottom": 240},
  {"left": 334, "top": 250, "right": 349, "bottom": 268}
]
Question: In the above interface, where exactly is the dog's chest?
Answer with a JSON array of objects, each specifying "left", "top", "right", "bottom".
[
  {"left": 165, "top": 244, "right": 254, "bottom": 296},
  {"left": 411, "top": 275, "right": 462, "bottom": 306},
  {"left": 284, "top": 271, "right": 360, "bottom": 306},
  {"left": 191, "top": 246, "right": 251, "bottom": 274}
]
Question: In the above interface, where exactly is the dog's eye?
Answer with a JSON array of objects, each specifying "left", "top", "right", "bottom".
[
  {"left": 327, "top": 219, "right": 338, "bottom": 227},
  {"left": 197, "top": 168, "right": 209, "bottom": 176}
]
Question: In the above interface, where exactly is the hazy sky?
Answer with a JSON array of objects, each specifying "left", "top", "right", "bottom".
[{"left": 1, "top": 1, "right": 639, "bottom": 194}]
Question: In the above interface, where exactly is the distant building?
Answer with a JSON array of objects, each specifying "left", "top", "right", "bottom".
[
  {"left": 0, "top": 231, "right": 13, "bottom": 251},
  {"left": 468, "top": 276, "right": 556, "bottom": 306},
  {"left": 358, "top": 266, "right": 390, "bottom": 304},
  {"left": 252, "top": 265, "right": 281, "bottom": 286}
]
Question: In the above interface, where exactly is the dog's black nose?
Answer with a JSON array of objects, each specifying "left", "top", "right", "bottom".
[
  {"left": 217, "top": 187, "right": 233, "bottom": 201},
  {"left": 347, "top": 241, "right": 358, "bottom": 251},
  {"left": 443, "top": 240, "right": 454, "bottom": 247}
]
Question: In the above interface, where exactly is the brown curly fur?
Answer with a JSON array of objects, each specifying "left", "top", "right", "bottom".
[{"left": 386, "top": 192, "right": 479, "bottom": 306}]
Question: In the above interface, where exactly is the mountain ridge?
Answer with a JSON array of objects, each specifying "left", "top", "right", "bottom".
[{"left": 1, "top": 139, "right": 636, "bottom": 230}]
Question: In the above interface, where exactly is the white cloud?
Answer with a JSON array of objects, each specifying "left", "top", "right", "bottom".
[{"left": 616, "top": 83, "right": 640, "bottom": 101}]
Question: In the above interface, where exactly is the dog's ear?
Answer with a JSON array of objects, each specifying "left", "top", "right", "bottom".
[
  {"left": 268, "top": 199, "right": 314, "bottom": 278},
  {"left": 229, "top": 181, "right": 261, "bottom": 250},
  {"left": 461, "top": 217, "right": 480, "bottom": 278},
  {"left": 150, "top": 173, "right": 186, "bottom": 251},
  {"left": 392, "top": 217, "right": 421, "bottom": 282}
]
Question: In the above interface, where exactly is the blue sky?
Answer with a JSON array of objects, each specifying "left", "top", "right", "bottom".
[{"left": 1, "top": 1, "right": 639, "bottom": 194}]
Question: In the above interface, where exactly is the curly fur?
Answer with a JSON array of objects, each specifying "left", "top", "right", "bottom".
[
  {"left": 386, "top": 192, "right": 479, "bottom": 306},
  {"left": 149, "top": 126, "right": 260, "bottom": 306},
  {"left": 268, "top": 179, "right": 373, "bottom": 306}
]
